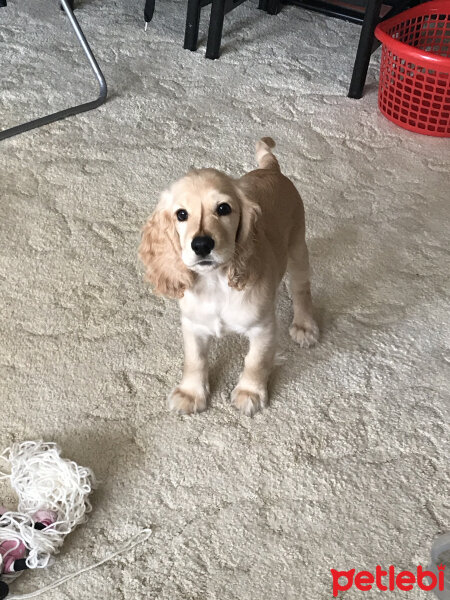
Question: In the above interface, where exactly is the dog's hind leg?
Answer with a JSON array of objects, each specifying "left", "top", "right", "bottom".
[{"left": 287, "top": 230, "right": 319, "bottom": 348}]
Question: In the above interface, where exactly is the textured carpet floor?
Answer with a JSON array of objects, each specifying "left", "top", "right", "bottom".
[{"left": 0, "top": 0, "right": 449, "bottom": 598}]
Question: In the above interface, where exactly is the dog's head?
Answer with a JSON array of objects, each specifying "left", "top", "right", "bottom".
[{"left": 139, "top": 169, "right": 261, "bottom": 298}]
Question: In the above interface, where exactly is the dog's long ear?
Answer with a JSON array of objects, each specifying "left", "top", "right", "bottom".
[
  {"left": 139, "top": 192, "right": 194, "bottom": 299},
  {"left": 227, "top": 186, "right": 262, "bottom": 291}
]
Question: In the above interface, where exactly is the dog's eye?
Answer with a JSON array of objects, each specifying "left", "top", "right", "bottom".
[
  {"left": 217, "top": 203, "right": 231, "bottom": 216},
  {"left": 176, "top": 209, "right": 188, "bottom": 222}
]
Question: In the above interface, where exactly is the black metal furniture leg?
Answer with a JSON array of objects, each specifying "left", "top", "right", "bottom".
[
  {"left": 184, "top": 0, "right": 201, "bottom": 51},
  {"left": 266, "top": 0, "right": 282, "bottom": 15},
  {"left": 206, "top": 0, "right": 226, "bottom": 59},
  {"left": 144, "top": 0, "right": 155, "bottom": 25},
  {"left": 348, "top": 0, "right": 383, "bottom": 99},
  {"left": 0, "top": 0, "right": 107, "bottom": 141}
]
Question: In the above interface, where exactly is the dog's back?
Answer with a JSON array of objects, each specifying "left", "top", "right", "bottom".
[{"left": 239, "top": 138, "right": 306, "bottom": 265}]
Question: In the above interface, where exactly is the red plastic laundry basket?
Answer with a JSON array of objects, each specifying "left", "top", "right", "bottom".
[{"left": 375, "top": 1, "right": 450, "bottom": 137}]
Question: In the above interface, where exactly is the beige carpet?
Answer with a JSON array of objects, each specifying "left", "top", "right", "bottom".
[{"left": 0, "top": 0, "right": 449, "bottom": 598}]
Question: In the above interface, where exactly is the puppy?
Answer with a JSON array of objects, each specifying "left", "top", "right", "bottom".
[{"left": 139, "top": 138, "right": 318, "bottom": 416}]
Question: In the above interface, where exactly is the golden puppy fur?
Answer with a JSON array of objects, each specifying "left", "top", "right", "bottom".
[{"left": 139, "top": 138, "right": 318, "bottom": 416}]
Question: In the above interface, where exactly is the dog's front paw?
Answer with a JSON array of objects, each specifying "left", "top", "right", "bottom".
[
  {"left": 167, "top": 386, "right": 208, "bottom": 415},
  {"left": 289, "top": 319, "right": 319, "bottom": 348},
  {"left": 232, "top": 386, "right": 267, "bottom": 417}
]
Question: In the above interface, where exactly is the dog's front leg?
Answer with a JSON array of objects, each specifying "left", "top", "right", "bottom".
[
  {"left": 232, "top": 320, "right": 276, "bottom": 417},
  {"left": 168, "top": 320, "right": 210, "bottom": 414}
]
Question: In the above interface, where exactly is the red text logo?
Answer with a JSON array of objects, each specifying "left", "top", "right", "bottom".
[{"left": 331, "top": 565, "right": 446, "bottom": 596}]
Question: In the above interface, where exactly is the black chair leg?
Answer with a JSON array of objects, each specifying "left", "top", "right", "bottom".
[
  {"left": 348, "top": 0, "right": 382, "bottom": 99},
  {"left": 258, "top": 0, "right": 282, "bottom": 14},
  {"left": 206, "top": 0, "right": 226, "bottom": 59},
  {"left": 144, "top": 0, "right": 155, "bottom": 23},
  {"left": 184, "top": 0, "right": 201, "bottom": 50},
  {"left": 266, "top": 0, "right": 282, "bottom": 15}
]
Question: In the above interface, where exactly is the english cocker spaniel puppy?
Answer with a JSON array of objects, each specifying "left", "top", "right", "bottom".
[{"left": 139, "top": 138, "right": 319, "bottom": 416}]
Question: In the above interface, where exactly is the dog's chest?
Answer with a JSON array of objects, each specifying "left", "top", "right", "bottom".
[{"left": 180, "top": 271, "right": 256, "bottom": 337}]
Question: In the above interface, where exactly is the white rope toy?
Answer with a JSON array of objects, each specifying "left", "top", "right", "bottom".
[
  {"left": 0, "top": 441, "right": 151, "bottom": 599},
  {"left": 0, "top": 441, "right": 94, "bottom": 570}
]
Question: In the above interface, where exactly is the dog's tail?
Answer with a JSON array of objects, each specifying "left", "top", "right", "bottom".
[{"left": 255, "top": 137, "right": 280, "bottom": 171}]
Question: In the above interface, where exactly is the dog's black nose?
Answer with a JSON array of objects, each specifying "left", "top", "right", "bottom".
[{"left": 191, "top": 236, "right": 215, "bottom": 257}]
